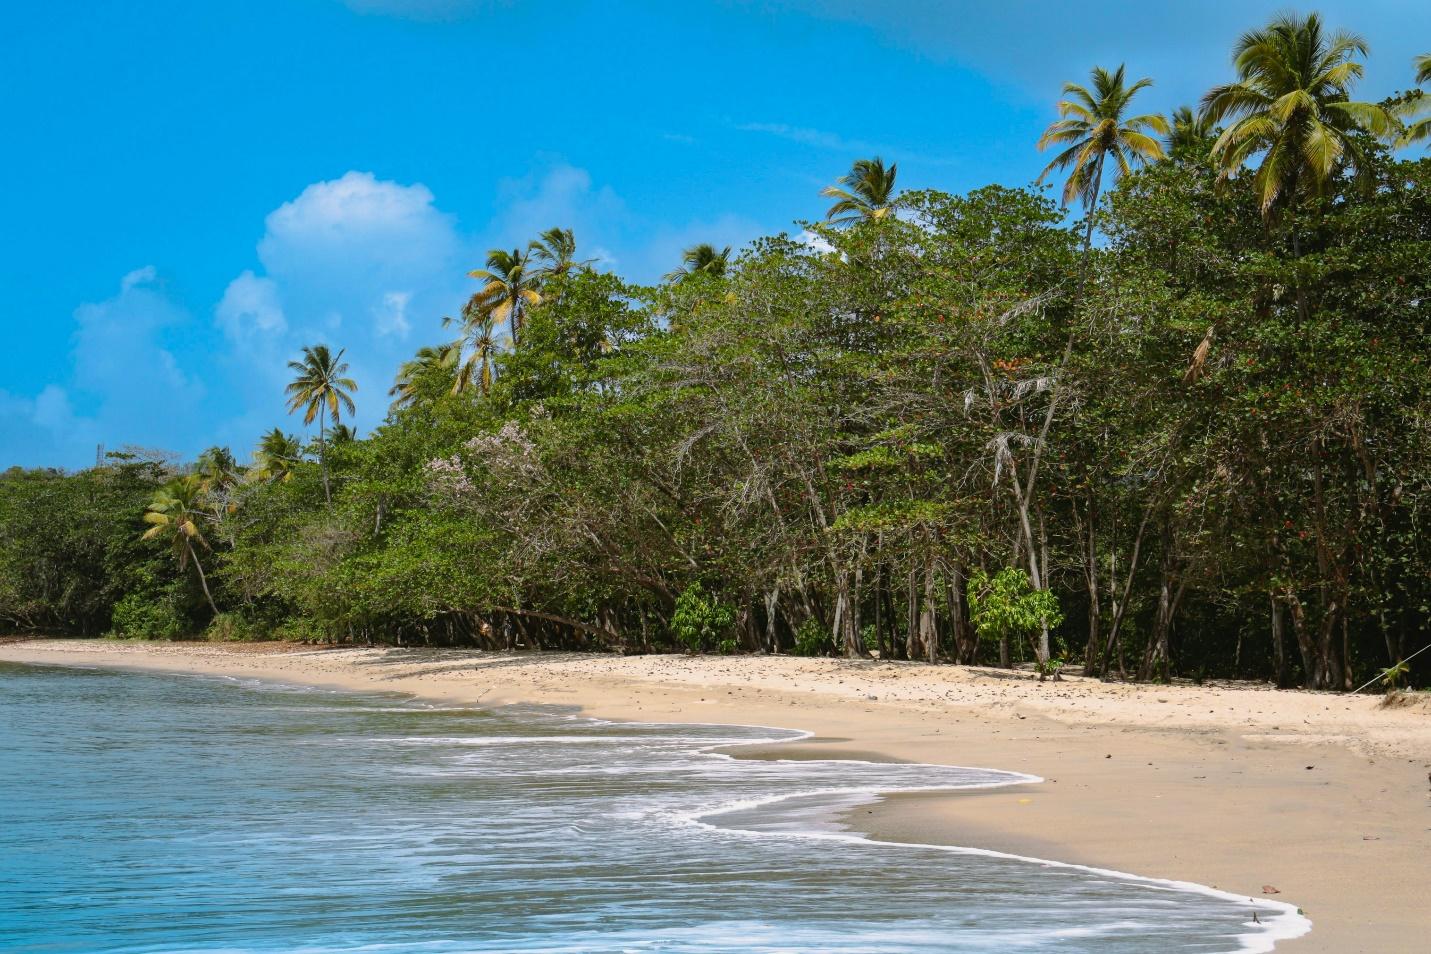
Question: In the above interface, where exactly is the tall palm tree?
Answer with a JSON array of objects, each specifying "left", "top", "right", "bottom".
[
  {"left": 449, "top": 305, "right": 506, "bottom": 396},
  {"left": 141, "top": 475, "right": 219, "bottom": 615},
  {"left": 821, "top": 157, "right": 898, "bottom": 225},
  {"left": 665, "top": 243, "right": 731, "bottom": 281},
  {"left": 1037, "top": 64, "right": 1167, "bottom": 252},
  {"left": 528, "top": 227, "right": 594, "bottom": 282},
  {"left": 389, "top": 342, "right": 459, "bottom": 410},
  {"left": 468, "top": 248, "right": 542, "bottom": 346},
  {"left": 1198, "top": 12, "right": 1392, "bottom": 218},
  {"left": 284, "top": 344, "right": 357, "bottom": 507},
  {"left": 1399, "top": 53, "right": 1431, "bottom": 147},
  {"left": 1166, "top": 105, "right": 1214, "bottom": 155},
  {"left": 250, "top": 429, "right": 301, "bottom": 484},
  {"left": 194, "top": 446, "right": 239, "bottom": 494},
  {"left": 193, "top": 445, "right": 241, "bottom": 521}
]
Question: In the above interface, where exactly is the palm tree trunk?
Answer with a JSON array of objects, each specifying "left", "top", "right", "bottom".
[
  {"left": 1078, "top": 153, "right": 1107, "bottom": 294},
  {"left": 188, "top": 541, "right": 219, "bottom": 617},
  {"left": 319, "top": 416, "right": 331, "bottom": 507}
]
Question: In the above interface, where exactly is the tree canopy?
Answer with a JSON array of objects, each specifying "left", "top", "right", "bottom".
[{"left": 4, "top": 12, "right": 1429, "bottom": 693}]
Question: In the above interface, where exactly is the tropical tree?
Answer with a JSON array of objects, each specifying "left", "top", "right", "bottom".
[
  {"left": 1198, "top": 12, "right": 1393, "bottom": 218},
  {"left": 1037, "top": 64, "right": 1167, "bottom": 249},
  {"left": 528, "top": 227, "right": 593, "bottom": 282},
  {"left": 450, "top": 305, "right": 505, "bottom": 396},
  {"left": 141, "top": 475, "right": 219, "bottom": 615},
  {"left": 389, "top": 342, "right": 459, "bottom": 410},
  {"left": 1166, "top": 105, "right": 1214, "bottom": 154},
  {"left": 665, "top": 243, "right": 731, "bottom": 281},
  {"left": 967, "top": 567, "right": 1065, "bottom": 681},
  {"left": 468, "top": 248, "right": 542, "bottom": 345},
  {"left": 193, "top": 446, "right": 241, "bottom": 528},
  {"left": 284, "top": 344, "right": 357, "bottom": 506},
  {"left": 821, "top": 157, "right": 898, "bottom": 225},
  {"left": 249, "top": 429, "right": 301, "bottom": 484},
  {"left": 194, "top": 446, "right": 239, "bottom": 494},
  {"left": 1398, "top": 53, "right": 1431, "bottom": 147}
]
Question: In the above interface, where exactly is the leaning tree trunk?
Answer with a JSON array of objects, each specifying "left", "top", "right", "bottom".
[
  {"left": 187, "top": 541, "right": 219, "bottom": 616},
  {"left": 1284, "top": 593, "right": 1325, "bottom": 690}
]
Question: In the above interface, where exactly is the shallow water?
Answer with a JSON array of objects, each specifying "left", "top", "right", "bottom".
[{"left": 0, "top": 661, "right": 1301, "bottom": 952}]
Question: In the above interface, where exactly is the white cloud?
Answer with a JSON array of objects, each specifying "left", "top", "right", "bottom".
[
  {"left": 798, "top": 228, "right": 836, "bottom": 254},
  {"left": 257, "top": 171, "right": 462, "bottom": 295},
  {"left": 213, "top": 170, "right": 470, "bottom": 438},
  {"left": 375, "top": 291, "right": 412, "bottom": 338},
  {"left": 487, "top": 164, "right": 629, "bottom": 266},
  {"left": 6, "top": 164, "right": 784, "bottom": 468},
  {"left": 478, "top": 161, "right": 766, "bottom": 282},
  {"left": 120, "top": 265, "right": 158, "bottom": 291},
  {"left": 737, "top": 122, "right": 872, "bottom": 152},
  {"left": 1, "top": 269, "right": 207, "bottom": 468},
  {"left": 30, "top": 386, "right": 81, "bottom": 434},
  {"left": 71, "top": 267, "right": 202, "bottom": 404},
  {"left": 216, "top": 270, "right": 287, "bottom": 340}
]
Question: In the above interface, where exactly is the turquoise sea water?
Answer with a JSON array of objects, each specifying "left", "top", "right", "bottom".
[{"left": 0, "top": 662, "right": 1304, "bottom": 953}]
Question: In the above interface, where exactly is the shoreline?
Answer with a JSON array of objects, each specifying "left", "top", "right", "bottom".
[{"left": 3, "top": 639, "right": 1428, "bottom": 952}]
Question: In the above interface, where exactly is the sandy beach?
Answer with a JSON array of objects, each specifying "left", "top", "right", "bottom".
[{"left": 2, "top": 638, "right": 1427, "bottom": 952}]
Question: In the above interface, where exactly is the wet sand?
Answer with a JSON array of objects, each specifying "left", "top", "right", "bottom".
[{"left": 2, "top": 639, "right": 1427, "bottom": 952}]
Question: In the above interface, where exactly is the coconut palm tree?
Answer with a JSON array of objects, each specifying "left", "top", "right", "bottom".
[
  {"left": 1166, "top": 105, "right": 1214, "bottom": 155},
  {"left": 193, "top": 446, "right": 241, "bottom": 522},
  {"left": 1198, "top": 12, "right": 1393, "bottom": 218},
  {"left": 665, "top": 243, "right": 731, "bottom": 282},
  {"left": 821, "top": 157, "right": 898, "bottom": 225},
  {"left": 389, "top": 342, "right": 459, "bottom": 410},
  {"left": 1037, "top": 64, "right": 1167, "bottom": 251},
  {"left": 1399, "top": 53, "right": 1431, "bottom": 147},
  {"left": 141, "top": 475, "right": 219, "bottom": 615},
  {"left": 528, "top": 227, "right": 594, "bottom": 282},
  {"left": 250, "top": 429, "right": 301, "bottom": 484},
  {"left": 194, "top": 446, "right": 239, "bottom": 493},
  {"left": 284, "top": 344, "right": 357, "bottom": 507},
  {"left": 468, "top": 248, "right": 542, "bottom": 345},
  {"left": 449, "top": 305, "right": 506, "bottom": 396}
]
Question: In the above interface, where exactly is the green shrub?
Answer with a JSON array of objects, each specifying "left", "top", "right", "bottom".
[
  {"left": 206, "top": 613, "right": 266, "bottom": 642},
  {"left": 272, "top": 617, "right": 331, "bottom": 644},
  {"left": 967, "top": 567, "right": 1063, "bottom": 646},
  {"left": 109, "top": 592, "right": 186, "bottom": 640},
  {"left": 670, "top": 581, "right": 735, "bottom": 653},
  {"left": 793, "top": 618, "right": 832, "bottom": 657}
]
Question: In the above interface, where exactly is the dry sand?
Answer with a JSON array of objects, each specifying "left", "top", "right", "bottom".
[{"left": 2, "top": 638, "right": 1428, "bottom": 952}]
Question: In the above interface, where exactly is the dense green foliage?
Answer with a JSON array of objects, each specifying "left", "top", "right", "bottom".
[{"left": 3, "top": 15, "right": 1429, "bottom": 691}]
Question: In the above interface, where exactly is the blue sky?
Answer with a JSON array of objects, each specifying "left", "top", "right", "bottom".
[{"left": 3, "top": 0, "right": 1428, "bottom": 468}]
